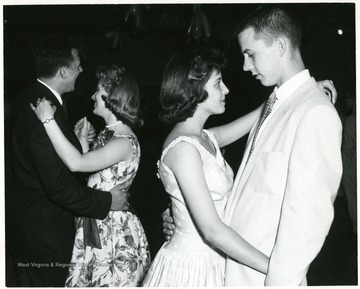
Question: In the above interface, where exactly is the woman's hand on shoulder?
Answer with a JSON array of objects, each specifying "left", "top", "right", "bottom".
[
  {"left": 30, "top": 97, "right": 56, "bottom": 122},
  {"left": 317, "top": 79, "right": 337, "bottom": 104}
]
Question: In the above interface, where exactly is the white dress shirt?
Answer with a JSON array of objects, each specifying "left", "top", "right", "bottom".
[{"left": 37, "top": 78, "right": 63, "bottom": 105}]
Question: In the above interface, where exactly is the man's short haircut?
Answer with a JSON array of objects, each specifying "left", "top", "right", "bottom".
[
  {"left": 33, "top": 34, "right": 80, "bottom": 78},
  {"left": 235, "top": 6, "right": 303, "bottom": 49}
]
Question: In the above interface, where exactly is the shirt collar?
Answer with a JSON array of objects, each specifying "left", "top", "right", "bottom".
[
  {"left": 37, "top": 78, "right": 63, "bottom": 105},
  {"left": 274, "top": 69, "right": 311, "bottom": 101}
]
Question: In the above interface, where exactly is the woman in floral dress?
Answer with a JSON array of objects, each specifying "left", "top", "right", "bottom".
[{"left": 32, "top": 64, "right": 150, "bottom": 286}]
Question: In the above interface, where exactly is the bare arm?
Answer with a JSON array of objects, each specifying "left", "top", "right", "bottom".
[
  {"left": 165, "top": 141, "right": 269, "bottom": 273},
  {"left": 31, "top": 99, "right": 132, "bottom": 172},
  {"left": 209, "top": 104, "right": 263, "bottom": 148}
]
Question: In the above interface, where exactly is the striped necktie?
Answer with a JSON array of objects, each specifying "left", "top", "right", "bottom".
[{"left": 248, "top": 92, "right": 277, "bottom": 160}]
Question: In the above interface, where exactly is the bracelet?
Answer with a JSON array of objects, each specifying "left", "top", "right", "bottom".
[{"left": 42, "top": 118, "right": 55, "bottom": 124}]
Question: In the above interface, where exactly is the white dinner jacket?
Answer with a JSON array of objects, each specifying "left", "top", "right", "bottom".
[{"left": 225, "top": 77, "right": 343, "bottom": 286}]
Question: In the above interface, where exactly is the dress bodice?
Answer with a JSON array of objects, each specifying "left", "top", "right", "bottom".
[
  {"left": 142, "top": 130, "right": 234, "bottom": 287},
  {"left": 87, "top": 133, "right": 140, "bottom": 192},
  {"left": 158, "top": 129, "right": 234, "bottom": 234}
]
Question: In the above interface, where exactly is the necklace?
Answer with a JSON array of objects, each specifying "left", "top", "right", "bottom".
[{"left": 106, "top": 121, "right": 123, "bottom": 128}]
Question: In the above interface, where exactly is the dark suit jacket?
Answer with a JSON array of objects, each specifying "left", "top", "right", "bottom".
[{"left": 7, "top": 81, "right": 112, "bottom": 285}]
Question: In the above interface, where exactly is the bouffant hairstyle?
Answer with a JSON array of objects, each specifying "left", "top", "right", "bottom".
[
  {"left": 234, "top": 6, "right": 302, "bottom": 49},
  {"left": 159, "top": 48, "right": 227, "bottom": 125},
  {"left": 96, "top": 64, "right": 143, "bottom": 128}
]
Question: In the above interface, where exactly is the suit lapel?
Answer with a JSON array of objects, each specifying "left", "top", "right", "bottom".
[
  {"left": 226, "top": 79, "right": 315, "bottom": 222},
  {"left": 36, "top": 82, "right": 82, "bottom": 152},
  {"left": 246, "top": 78, "right": 315, "bottom": 170},
  {"left": 241, "top": 92, "right": 298, "bottom": 181}
]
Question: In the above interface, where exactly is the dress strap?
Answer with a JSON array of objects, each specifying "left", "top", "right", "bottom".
[
  {"left": 203, "top": 129, "right": 220, "bottom": 150},
  {"left": 113, "top": 133, "right": 138, "bottom": 147},
  {"left": 113, "top": 133, "right": 136, "bottom": 142}
]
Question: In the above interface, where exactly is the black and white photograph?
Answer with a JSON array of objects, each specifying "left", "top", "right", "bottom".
[{"left": 3, "top": 1, "right": 357, "bottom": 287}]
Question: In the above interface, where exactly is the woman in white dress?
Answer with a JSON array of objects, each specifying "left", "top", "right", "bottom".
[
  {"left": 31, "top": 64, "right": 150, "bottom": 286},
  {"left": 142, "top": 48, "right": 269, "bottom": 287}
]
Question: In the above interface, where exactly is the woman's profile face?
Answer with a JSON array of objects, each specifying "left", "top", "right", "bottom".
[
  {"left": 200, "top": 70, "right": 229, "bottom": 115},
  {"left": 91, "top": 82, "right": 108, "bottom": 117}
]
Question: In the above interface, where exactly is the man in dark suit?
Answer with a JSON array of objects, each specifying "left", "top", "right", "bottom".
[{"left": 6, "top": 35, "right": 128, "bottom": 287}]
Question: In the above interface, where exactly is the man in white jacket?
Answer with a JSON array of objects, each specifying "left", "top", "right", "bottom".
[{"left": 225, "top": 6, "right": 343, "bottom": 286}]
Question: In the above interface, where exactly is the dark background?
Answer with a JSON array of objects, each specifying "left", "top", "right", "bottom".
[{"left": 3, "top": 3, "right": 357, "bottom": 285}]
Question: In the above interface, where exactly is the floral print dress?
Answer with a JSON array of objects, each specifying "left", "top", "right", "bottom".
[{"left": 65, "top": 131, "right": 150, "bottom": 287}]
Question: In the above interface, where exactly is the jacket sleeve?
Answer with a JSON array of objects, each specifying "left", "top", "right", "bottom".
[
  {"left": 265, "top": 105, "right": 343, "bottom": 285},
  {"left": 29, "top": 120, "right": 112, "bottom": 219}
]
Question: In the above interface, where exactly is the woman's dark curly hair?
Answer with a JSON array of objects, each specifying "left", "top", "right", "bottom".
[
  {"left": 159, "top": 48, "right": 227, "bottom": 125},
  {"left": 96, "top": 64, "right": 143, "bottom": 128}
]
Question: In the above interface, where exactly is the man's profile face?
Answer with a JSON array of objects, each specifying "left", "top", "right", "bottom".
[{"left": 238, "top": 27, "right": 280, "bottom": 87}]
